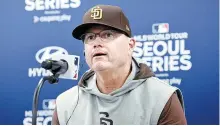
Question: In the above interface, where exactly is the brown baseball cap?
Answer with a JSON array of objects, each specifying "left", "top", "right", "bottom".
[{"left": 72, "top": 5, "right": 132, "bottom": 40}]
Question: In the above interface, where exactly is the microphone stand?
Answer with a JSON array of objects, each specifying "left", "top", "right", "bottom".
[
  {"left": 32, "top": 75, "right": 59, "bottom": 125},
  {"left": 32, "top": 59, "right": 68, "bottom": 125}
]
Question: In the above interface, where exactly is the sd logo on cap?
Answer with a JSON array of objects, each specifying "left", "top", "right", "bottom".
[{"left": 91, "top": 6, "right": 103, "bottom": 20}]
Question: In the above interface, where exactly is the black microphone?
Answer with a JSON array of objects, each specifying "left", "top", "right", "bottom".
[{"left": 41, "top": 59, "right": 68, "bottom": 75}]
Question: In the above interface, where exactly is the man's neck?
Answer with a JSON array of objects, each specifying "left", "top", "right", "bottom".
[{"left": 96, "top": 62, "right": 132, "bottom": 94}]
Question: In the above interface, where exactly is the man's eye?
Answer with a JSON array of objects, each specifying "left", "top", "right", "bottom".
[
  {"left": 89, "top": 35, "right": 94, "bottom": 39},
  {"left": 103, "top": 32, "right": 113, "bottom": 38},
  {"left": 86, "top": 35, "right": 95, "bottom": 40}
]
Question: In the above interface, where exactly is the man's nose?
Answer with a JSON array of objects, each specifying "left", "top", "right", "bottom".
[{"left": 93, "top": 36, "right": 103, "bottom": 48}]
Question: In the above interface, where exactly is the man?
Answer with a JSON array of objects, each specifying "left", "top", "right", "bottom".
[{"left": 52, "top": 4, "right": 187, "bottom": 125}]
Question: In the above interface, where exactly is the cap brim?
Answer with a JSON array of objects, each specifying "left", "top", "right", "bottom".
[{"left": 72, "top": 22, "right": 125, "bottom": 40}]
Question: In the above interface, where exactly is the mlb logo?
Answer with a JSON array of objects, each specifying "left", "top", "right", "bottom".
[
  {"left": 152, "top": 23, "right": 169, "bottom": 33},
  {"left": 73, "top": 56, "right": 79, "bottom": 80},
  {"left": 42, "top": 99, "right": 56, "bottom": 110}
]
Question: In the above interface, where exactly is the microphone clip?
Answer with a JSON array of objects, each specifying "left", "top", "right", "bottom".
[{"left": 41, "top": 59, "right": 68, "bottom": 84}]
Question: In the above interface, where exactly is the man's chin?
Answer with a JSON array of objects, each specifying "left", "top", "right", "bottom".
[{"left": 92, "top": 62, "right": 109, "bottom": 71}]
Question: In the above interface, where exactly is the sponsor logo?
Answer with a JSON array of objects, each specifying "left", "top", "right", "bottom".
[
  {"left": 25, "top": 0, "right": 81, "bottom": 23},
  {"left": 35, "top": 46, "right": 68, "bottom": 63},
  {"left": 28, "top": 46, "right": 79, "bottom": 80}
]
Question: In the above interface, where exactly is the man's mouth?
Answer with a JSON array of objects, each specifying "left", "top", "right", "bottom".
[{"left": 93, "top": 53, "right": 107, "bottom": 57}]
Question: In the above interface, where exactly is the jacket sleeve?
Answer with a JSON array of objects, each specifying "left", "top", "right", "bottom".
[
  {"left": 52, "top": 107, "right": 60, "bottom": 125},
  {"left": 157, "top": 92, "right": 187, "bottom": 125}
]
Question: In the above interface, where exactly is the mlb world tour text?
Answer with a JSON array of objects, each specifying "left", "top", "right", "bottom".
[{"left": 133, "top": 32, "right": 192, "bottom": 72}]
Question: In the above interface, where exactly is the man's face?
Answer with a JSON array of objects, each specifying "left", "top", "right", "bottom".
[{"left": 83, "top": 25, "right": 135, "bottom": 72}]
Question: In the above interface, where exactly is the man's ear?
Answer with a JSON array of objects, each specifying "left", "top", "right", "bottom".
[{"left": 128, "top": 37, "right": 136, "bottom": 50}]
